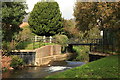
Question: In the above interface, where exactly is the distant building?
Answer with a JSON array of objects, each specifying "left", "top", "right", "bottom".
[
  {"left": 19, "top": 22, "right": 29, "bottom": 28},
  {"left": 19, "top": 14, "right": 29, "bottom": 28}
]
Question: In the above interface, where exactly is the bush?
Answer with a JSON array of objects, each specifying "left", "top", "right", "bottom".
[
  {"left": 2, "top": 41, "right": 12, "bottom": 55},
  {"left": 73, "top": 46, "right": 89, "bottom": 62},
  {"left": 14, "top": 25, "right": 34, "bottom": 49},
  {"left": 53, "top": 34, "right": 68, "bottom": 53},
  {"left": 53, "top": 34, "right": 68, "bottom": 46},
  {"left": 10, "top": 55, "right": 24, "bottom": 69}
]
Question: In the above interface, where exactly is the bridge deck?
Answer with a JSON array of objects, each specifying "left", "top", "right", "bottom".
[
  {"left": 89, "top": 52, "right": 111, "bottom": 56},
  {"left": 69, "top": 43, "right": 112, "bottom": 45},
  {"left": 68, "top": 43, "right": 99, "bottom": 45}
]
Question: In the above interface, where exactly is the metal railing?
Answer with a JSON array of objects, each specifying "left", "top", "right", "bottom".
[{"left": 68, "top": 38, "right": 103, "bottom": 44}]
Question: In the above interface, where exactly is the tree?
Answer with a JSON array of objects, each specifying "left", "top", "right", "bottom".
[
  {"left": 92, "top": 2, "right": 120, "bottom": 52},
  {"left": 28, "top": 2, "right": 63, "bottom": 36},
  {"left": 2, "top": 2, "right": 27, "bottom": 42},
  {"left": 63, "top": 19, "right": 80, "bottom": 38},
  {"left": 74, "top": 2, "right": 120, "bottom": 52},
  {"left": 13, "top": 25, "right": 33, "bottom": 50},
  {"left": 2, "top": 2, "right": 27, "bottom": 53},
  {"left": 74, "top": 2, "right": 99, "bottom": 39}
]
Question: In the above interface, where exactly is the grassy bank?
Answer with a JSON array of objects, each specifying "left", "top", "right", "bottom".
[
  {"left": 25, "top": 42, "right": 55, "bottom": 50},
  {"left": 16, "top": 41, "right": 56, "bottom": 50},
  {"left": 46, "top": 55, "right": 119, "bottom": 78}
]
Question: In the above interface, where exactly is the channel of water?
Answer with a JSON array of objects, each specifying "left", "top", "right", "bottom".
[{"left": 2, "top": 61, "right": 85, "bottom": 78}]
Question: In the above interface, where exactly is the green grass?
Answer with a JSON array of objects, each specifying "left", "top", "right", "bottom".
[
  {"left": 16, "top": 41, "right": 56, "bottom": 50},
  {"left": 25, "top": 42, "right": 56, "bottom": 50},
  {"left": 46, "top": 55, "right": 119, "bottom": 78},
  {"left": 16, "top": 41, "right": 32, "bottom": 50}
]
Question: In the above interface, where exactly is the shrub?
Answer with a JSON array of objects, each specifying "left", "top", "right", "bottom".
[
  {"left": 53, "top": 34, "right": 68, "bottom": 53},
  {"left": 53, "top": 34, "right": 68, "bottom": 46},
  {"left": 10, "top": 55, "right": 24, "bottom": 69},
  {"left": 14, "top": 25, "right": 34, "bottom": 50},
  {"left": 73, "top": 46, "right": 89, "bottom": 62},
  {"left": 2, "top": 41, "right": 12, "bottom": 55}
]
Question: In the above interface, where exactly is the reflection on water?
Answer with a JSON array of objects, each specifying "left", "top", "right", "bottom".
[
  {"left": 2, "top": 61, "right": 85, "bottom": 78},
  {"left": 66, "top": 61, "right": 85, "bottom": 67}
]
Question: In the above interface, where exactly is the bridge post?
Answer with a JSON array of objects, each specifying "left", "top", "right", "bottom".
[
  {"left": 68, "top": 44, "right": 73, "bottom": 52},
  {"left": 90, "top": 44, "right": 92, "bottom": 52},
  {"left": 33, "top": 38, "right": 35, "bottom": 49}
]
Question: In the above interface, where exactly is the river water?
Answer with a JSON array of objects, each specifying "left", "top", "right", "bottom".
[{"left": 2, "top": 61, "right": 85, "bottom": 78}]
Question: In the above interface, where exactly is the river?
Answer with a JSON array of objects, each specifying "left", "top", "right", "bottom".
[{"left": 2, "top": 61, "right": 85, "bottom": 78}]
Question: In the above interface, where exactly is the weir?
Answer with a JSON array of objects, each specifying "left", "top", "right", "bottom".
[
  {"left": 10, "top": 51, "right": 36, "bottom": 65},
  {"left": 10, "top": 45, "right": 71, "bottom": 66}
]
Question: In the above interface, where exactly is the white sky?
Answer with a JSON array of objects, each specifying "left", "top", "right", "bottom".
[{"left": 26, "top": 0, "right": 76, "bottom": 19}]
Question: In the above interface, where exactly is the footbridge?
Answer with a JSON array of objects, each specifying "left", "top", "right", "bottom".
[{"left": 67, "top": 38, "right": 113, "bottom": 56}]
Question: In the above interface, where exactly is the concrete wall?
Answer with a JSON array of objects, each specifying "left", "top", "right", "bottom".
[
  {"left": 35, "top": 45, "right": 61, "bottom": 58},
  {"left": 34, "top": 45, "right": 62, "bottom": 66},
  {"left": 9, "top": 45, "right": 70, "bottom": 66}
]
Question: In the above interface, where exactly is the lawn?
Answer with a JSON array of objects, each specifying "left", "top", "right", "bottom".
[
  {"left": 16, "top": 41, "right": 56, "bottom": 50},
  {"left": 25, "top": 42, "right": 55, "bottom": 50},
  {"left": 46, "top": 55, "right": 119, "bottom": 79}
]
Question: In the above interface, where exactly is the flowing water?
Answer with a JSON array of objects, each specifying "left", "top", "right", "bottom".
[{"left": 2, "top": 61, "right": 85, "bottom": 78}]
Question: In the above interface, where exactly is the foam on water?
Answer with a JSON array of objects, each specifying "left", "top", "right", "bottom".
[{"left": 47, "top": 66, "right": 71, "bottom": 72}]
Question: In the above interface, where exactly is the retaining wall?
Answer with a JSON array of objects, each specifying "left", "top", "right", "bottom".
[{"left": 34, "top": 45, "right": 62, "bottom": 66}]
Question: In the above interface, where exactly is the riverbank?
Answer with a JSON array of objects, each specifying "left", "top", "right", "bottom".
[{"left": 46, "top": 55, "right": 119, "bottom": 78}]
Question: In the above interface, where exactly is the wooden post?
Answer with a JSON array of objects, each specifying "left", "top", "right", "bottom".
[
  {"left": 102, "top": 39, "right": 104, "bottom": 53},
  {"left": 39, "top": 41, "right": 40, "bottom": 48},
  {"left": 49, "top": 36, "right": 52, "bottom": 43},
  {"left": 112, "top": 38, "right": 114, "bottom": 54},
  {"left": 35, "top": 35, "right": 37, "bottom": 42},
  {"left": 33, "top": 38, "right": 35, "bottom": 49},
  {"left": 43, "top": 36, "right": 46, "bottom": 43}
]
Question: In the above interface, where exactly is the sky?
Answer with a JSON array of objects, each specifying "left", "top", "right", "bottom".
[{"left": 26, "top": 0, "right": 76, "bottom": 20}]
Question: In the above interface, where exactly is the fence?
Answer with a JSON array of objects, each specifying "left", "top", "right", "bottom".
[
  {"left": 68, "top": 38, "right": 103, "bottom": 44},
  {"left": 33, "top": 36, "right": 56, "bottom": 43},
  {"left": 32, "top": 36, "right": 57, "bottom": 49}
]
